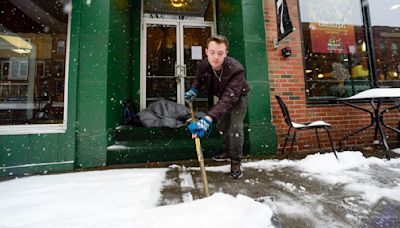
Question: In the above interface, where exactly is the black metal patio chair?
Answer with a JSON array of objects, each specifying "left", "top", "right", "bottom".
[{"left": 275, "top": 95, "right": 338, "bottom": 160}]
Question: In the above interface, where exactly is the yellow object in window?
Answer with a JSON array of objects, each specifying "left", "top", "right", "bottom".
[{"left": 351, "top": 65, "right": 369, "bottom": 77}]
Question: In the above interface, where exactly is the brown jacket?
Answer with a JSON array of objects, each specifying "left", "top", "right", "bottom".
[{"left": 192, "top": 56, "right": 250, "bottom": 122}]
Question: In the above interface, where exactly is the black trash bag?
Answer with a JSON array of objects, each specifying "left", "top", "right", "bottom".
[{"left": 123, "top": 100, "right": 142, "bottom": 126}]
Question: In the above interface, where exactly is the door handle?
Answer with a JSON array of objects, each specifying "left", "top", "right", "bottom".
[
  {"left": 175, "top": 63, "right": 181, "bottom": 84},
  {"left": 180, "top": 64, "right": 187, "bottom": 79},
  {"left": 175, "top": 64, "right": 187, "bottom": 84}
]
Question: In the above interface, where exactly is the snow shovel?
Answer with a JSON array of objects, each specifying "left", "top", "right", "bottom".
[{"left": 188, "top": 102, "right": 210, "bottom": 197}]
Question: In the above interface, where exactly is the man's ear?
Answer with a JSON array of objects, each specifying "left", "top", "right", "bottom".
[{"left": 205, "top": 48, "right": 208, "bottom": 55}]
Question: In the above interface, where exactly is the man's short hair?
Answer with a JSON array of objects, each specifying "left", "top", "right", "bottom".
[{"left": 206, "top": 35, "right": 229, "bottom": 50}]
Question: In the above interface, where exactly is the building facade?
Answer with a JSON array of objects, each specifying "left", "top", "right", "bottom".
[
  {"left": 0, "top": 0, "right": 399, "bottom": 177},
  {"left": 267, "top": 0, "right": 400, "bottom": 153}
]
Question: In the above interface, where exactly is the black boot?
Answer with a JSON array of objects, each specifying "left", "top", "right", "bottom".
[{"left": 230, "top": 161, "right": 242, "bottom": 179}]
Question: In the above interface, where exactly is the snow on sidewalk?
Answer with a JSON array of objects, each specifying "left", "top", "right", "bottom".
[
  {"left": 1, "top": 151, "right": 400, "bottom": 228},
  {"left": 0, "top": 168, "right": 273, "bottom": 228},
  {"left": 0, "top": 169, "right": 166, "bottom": 228}
]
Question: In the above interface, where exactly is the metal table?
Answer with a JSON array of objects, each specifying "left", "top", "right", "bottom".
[{"left": 338, "top": 88, "right": 400, "bottom": 160}]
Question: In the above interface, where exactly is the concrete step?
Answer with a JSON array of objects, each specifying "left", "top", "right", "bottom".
[
  {"left": 113, "top": 125, "right": 220, "bottom": 142},
  {"left": 107, "top": 125, "right": 222, "bottom": 165}
]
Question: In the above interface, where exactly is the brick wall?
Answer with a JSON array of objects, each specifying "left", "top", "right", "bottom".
[{"left": 263, "top": 0, "right": 400, "bottom": 154}]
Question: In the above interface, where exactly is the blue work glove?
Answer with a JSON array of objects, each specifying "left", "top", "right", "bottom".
[
  {"left": 184, "top": 87, "right": 199, "bottom": 103},
  {"left": 188, "top": 116, "right": 212, "bottom": 138}
]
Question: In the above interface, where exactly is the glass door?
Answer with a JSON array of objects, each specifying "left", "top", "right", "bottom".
[
  {"left": 143, "top": 23, "right": 178, "bottom": 107},
  {"left": 179, "top": 24, "right": 212, "bottom": 111},
  {"left": 141, "top": 22, "right": 213, "bottom": 110}
]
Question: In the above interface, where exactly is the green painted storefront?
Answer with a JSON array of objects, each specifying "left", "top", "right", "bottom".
[{"left": 0, "top": 0, "right": 276, "bottom": 177}]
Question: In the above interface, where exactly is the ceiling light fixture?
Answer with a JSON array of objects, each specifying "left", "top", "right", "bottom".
[
  {"left": 0, "top": 34, "right": 32, "bottom": 50},
  {"left": 170, "top": 0, "right": 187, "bottom": 8},
  {"left": 12, "top": 49, "right": 31, "bottom": 54}
]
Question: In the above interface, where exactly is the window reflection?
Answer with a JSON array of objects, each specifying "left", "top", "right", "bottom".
[
  {"left": 369, "top": 0, "right": 400, "bottom": 87},
  {"left": 56, "top": 40, "right": 65, "bottom": 55},
  {"left": 0, "top": 0, "right": 68, "bottom": 125},
  {"left": 392, "top": 42, "right": 398, "bottom": 57}
]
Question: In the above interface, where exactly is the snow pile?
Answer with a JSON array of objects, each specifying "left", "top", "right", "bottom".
[
  {"left": 131, "top": 193, "right": 273, "bottom": 228},
  {"left": 0, "top": 169, "right": 272, "bottom": 228},
  {"left": 0, "top": 169, "right": 166, "bottom": 228}
]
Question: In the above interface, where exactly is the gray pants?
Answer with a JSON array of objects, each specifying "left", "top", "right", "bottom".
[{"left": 216, "top": 96, "right": 248, "bottom": 163}]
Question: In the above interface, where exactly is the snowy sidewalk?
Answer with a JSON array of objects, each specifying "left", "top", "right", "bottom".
[
  {"left": 160, "top": 151, "right": 400, "bottom": 227},
  {"left": 1, "top": 151, "right": 400, "bottom": 228}
]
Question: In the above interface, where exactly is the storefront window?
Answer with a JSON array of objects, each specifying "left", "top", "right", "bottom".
[
  {"left": 299, "top": 0, "right": 369, "bottom": 100},
  {"left": 300, "top": 0, "right": 400, "bottom": 101},
  {"left": 0, "top": 1, "right": 69, "bottom": 126},
  {"left": 369, "top": 0, "right": 400, "bottom": 87}
]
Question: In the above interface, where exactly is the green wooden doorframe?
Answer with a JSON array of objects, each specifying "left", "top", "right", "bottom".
[
  {"left": 109, "top": 0, "right": 277, "bottom": 164},
  {"left": 216, "top": 0, "right": 277, "bottom": 155}
]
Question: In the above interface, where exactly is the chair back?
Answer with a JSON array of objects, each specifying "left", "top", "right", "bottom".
[{"left": 275, "top": 95, "right": 293, "bottom": 127}]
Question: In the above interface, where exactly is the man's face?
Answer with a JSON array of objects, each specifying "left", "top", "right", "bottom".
[{"left": 206, "top": 41, "right": 228, "bottom": 70}]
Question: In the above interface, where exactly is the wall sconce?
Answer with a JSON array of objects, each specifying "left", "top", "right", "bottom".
[{"left": 281, "top": 47, "right": 291, "bottom": 58}]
